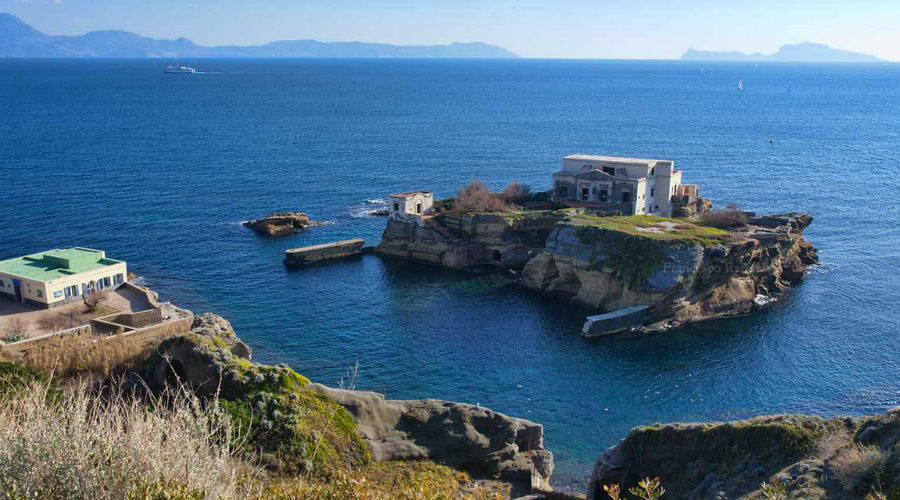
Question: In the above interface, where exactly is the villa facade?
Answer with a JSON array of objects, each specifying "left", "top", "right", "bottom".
[
  {"left": 0, "top": 247, "right": 127, "bottom": 308},
  {"left": 552, "top": 154, "right": 688, "bottom": 216}
]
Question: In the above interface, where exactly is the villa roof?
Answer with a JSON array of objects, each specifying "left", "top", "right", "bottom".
[
  {"left": 390, "top": 191, "right": 432, "bottom": 198},
  {"left": 0, "top": 247, "right": 124, "bottom": 282},
  {"left": 564, "top": 154, "right": 670, "bottom": 165}
]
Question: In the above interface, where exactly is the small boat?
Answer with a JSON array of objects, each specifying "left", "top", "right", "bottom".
[
  {"left": 738, "top": 78, "right": 743, "bottom": 91},
  {"left": 164, "top": 64, "right": 196, "bottom": 74}
]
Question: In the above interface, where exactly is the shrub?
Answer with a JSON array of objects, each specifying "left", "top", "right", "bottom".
[
  {"left": 452, "top": 180, "right": 515, "bottom": 213},
  {"left": 37, "top": 313, "right": 75, "bottom": 333},
  {"left": 83, "top": 290, "right": 109, "bottom": 312},
  {"left": 2, "top": 318, "right": 29, "bottom": 343},
  {"left": 498, "top": 182, "right": 532, "bottom": 203},
  {"left": 604, "top": 477, "right": 666, "bottom": 500},
  {"left": 831, "top": 444, "right": 887, "bottom": 494},
  {"left": 699, "top": 202, "right": 748, "bottom": 229},
  {"left": 0, "top": 378, "right": 250, "bottom": 500}
]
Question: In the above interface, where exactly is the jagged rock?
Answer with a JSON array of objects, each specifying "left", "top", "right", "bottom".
[
  {"left": 190, "top": 313, "right": 251, "bottom": 359},
  {"left": 588, "top": 409, "right": 900, "bottom": 500},
  {"left": 243, "top": 212, "right": 320, "bottom": 237},
  {"left": 308, "top": 383, "right": 554, "bottom": 493}
]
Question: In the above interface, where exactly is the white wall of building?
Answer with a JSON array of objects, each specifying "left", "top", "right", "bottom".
[{"left": 0, "top": 262, "right": 127, "bottom": 307}]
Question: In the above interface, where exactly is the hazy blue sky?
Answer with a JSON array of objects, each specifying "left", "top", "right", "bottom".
[{"left": 3, "top": 0, "right": 899, "bottom": 60}]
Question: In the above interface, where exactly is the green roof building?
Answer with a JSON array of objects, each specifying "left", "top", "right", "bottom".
[{"left": 0, "top": 247, "right": 127, "bottom": 308}]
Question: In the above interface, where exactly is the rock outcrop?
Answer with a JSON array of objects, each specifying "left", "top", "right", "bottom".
[
  {"left": 243, "top": 212, "right": 320, "bottom": 237},
  {"left": 588, "top": 408, "right": 900, "bottom": 500},
  {"left": 375, "top": 211, "right": 565, "bottom": 271},
  {"left": 309, "top": 383, "right": 554, "bottom": 492},
  {"left": 136, "top": 314, "right": 553, "bottom": 492},
  {"left": 520, "top": 213, "right": 817, "bottom": 330}
]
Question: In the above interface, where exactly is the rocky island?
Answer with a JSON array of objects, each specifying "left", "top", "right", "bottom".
[
  {"left": 243, "top": 211, "right": 321, "bottom": 237},
  {"left": 375, "top": 155, "right": 819, "bottom": 336}
]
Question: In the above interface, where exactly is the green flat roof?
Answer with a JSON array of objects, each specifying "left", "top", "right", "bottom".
[{"left": 0, "top": 247, "right": 124, "bottom": 282}]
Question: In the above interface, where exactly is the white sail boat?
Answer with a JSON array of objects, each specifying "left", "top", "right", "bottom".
[{"left": 738, "top": 78, "right": 744, "bottom": 91}]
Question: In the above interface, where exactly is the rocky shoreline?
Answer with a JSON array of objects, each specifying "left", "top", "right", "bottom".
[
  {"left": 375, "top": 208, "right": 818, "bottom": 335},
  {"left": 131, "top": 313, "right": 553, "bottom": 496}
]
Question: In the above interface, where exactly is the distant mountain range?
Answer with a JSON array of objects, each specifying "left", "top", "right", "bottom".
[
  {"left": 681, "top": 42, "right": 884, "bottom": 63},
  {"left": 0, "top": 13, "right": 518, "bottom": 58}
]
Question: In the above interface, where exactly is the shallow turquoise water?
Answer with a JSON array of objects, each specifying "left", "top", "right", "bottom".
[{"left": 1, "top": 59, "right": 898, "bottom": 486}]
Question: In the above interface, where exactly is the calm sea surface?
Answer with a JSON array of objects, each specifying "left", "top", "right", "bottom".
[{"left": 1, "top": 59, "right": 899, "bottom": 486}]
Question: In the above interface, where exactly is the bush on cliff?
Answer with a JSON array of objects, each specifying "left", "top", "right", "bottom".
[
  {"left": 699, "top": 202, "right": 748, "bottom": 229},
  {"left": 143, "top": 330, "right": 371, "bottom": 476},
  {"left": 451, "top": 180, "right": 516, "bottom": 213}
]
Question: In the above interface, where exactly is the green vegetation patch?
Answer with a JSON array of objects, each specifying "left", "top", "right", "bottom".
[
  {"left": 220, "top": 388, "right": 370, "bottom": 475},
  {"left": 0, "top": 361, "right": 57, "bottom": 400},
  {"left": 568, "top": 214, "right": 732, "bottom": 247}
]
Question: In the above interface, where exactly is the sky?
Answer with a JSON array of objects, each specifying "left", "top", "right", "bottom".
[{"left": 3, "top": 0, "right": 899, "bottom": 61}]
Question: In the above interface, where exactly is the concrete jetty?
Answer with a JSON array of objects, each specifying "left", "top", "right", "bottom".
[
  {"left": 581, "top": 305, "right": 651, "bottom": 338},
  {"left": 283, "top": 239, "right": 365, "bottom": 267}
]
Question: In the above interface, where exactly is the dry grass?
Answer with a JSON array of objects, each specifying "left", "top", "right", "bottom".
[
  {"left": 256, "top": 461, "right": 505, "bottom": 500},
  {"left": 0, "top": 378, "right": 252, "bottom": 500},
  {"left": 830, "top": 444, "right": 887, "bottom": 494},
  {"left": 0, "top": 317, "right": 191, "bottom": 378}
]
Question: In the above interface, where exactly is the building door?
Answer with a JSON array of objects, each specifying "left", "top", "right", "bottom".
[
  {"left": 581, "top": 187, "right": 589, "bottom": 201},
  {"left": 12, "top": 279, "right": 23, "bottom": 303},
  {"left": 621, "top": 191, "right": 631, "bottom": 203}
]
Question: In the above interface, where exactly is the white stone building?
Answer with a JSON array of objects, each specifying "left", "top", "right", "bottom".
[
  {"left": 389, "top": 191, "right": 433, "bottom": 221},
  {"left": 551, "top": 154, "right": 686, "bottom": 216}
]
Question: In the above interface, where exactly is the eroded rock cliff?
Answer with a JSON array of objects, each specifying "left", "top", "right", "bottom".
[{"left": 520, "top": 213, "right": 817, "bottom": 329}]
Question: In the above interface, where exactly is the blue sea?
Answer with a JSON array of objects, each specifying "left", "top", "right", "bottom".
[{"left": 1, "top": 58, "right": 899, "bottom": 487}]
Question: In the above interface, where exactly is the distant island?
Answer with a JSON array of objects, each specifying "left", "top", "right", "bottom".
[
  {"left": 0, "top": 13, "right": 518, "bottom": 58},
  {"left": 682, "top": 42, "right": 884, "bottom": 62}
]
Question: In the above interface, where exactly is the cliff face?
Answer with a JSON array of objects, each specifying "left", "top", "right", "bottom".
[
  {"left": 375, "top": 211, "right": 565, "bottom": 270},
  {"left": 588, "top": 409, "right": 900, "bottom": 500},
  {"left": 520, "top": 213, "right": 816, "bottom": 329}
]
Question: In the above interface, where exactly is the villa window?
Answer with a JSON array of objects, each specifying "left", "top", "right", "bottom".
[
  {"left": 103, "top": 277, "right": 111, "bottom": 288},
  {"left": 621, "top": 192, "right": 631, "bottom": 203},
  {"left": 559, "top": 186, "right": 568, "bottom": 198},
  {"left": 602, "top": 166, "right": 616, "bottom": 176},
  {"left": 0, "top": 279, "right": 4, "bottom": 287},
  {"left": 650, "top": 187, "right": 655, "bottom": 197},
  {"left": 599, "top": 189, "right": 608, "bottom": 202},
  {"left": 650, "top": 167, "right": 656, "bottom": 176},
  {"left": 416, "top": 202, "right": 422, "bottom": 214},
  {"left": 37, "top": 290, "right": 43, "bottom": 298},
  {"left": 114, "top": 273, "right": 123, "bottom": 285},
  {"left": 581, "top": 187, "right": 589, "bottom": 201}
]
